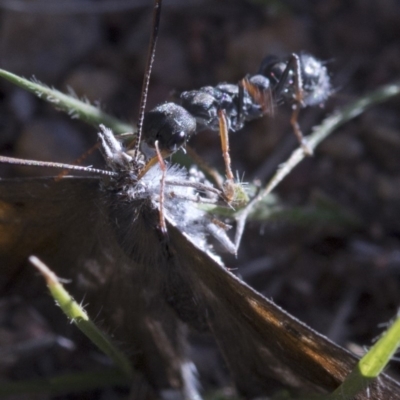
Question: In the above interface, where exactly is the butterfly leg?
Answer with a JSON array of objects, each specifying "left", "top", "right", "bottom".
[{"left": 98, "top": 125, "right": 133, "bottom": 169}]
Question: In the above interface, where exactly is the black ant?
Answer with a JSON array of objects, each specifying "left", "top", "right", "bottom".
[{"left": 139, "top": 51, "right": 331, "bottom": 202}]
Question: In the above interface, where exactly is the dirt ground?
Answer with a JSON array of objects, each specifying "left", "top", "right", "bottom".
[{"left": 1, "top": 0, "right": 400, "bottom": 398}]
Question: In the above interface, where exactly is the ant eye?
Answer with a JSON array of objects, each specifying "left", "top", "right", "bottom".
[
  {"left": 168, "top": 131, "right": 186, "bottom": 151},
  {"left": 170, "top": 130, "right": 185, "bottom": 144}
]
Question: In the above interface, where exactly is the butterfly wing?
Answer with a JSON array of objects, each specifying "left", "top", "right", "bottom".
[
  {"left": 0, "top": 177, "right": 199, "bottom": 398},
  {"left": 163, "top": 222, "right": 400, "bottom": 399},
  {"left": 2, "top": 176, "right": 400, "bottom": 399}
]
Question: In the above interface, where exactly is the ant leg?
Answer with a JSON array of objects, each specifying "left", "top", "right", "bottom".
[
  {"left": 272, "top": 54, "right": 303, "bottom": 100},
  {"left": 273, "top": 54, "right": 312, "bottom": 155},
  {"left": 56, "top": 142, "right": 101, "bottom": 181},
  {"left": 137, "top": 155, "right": 159, "bottom": 180},
  {"left": 217, "top": 109, "right": 235, "bottom": 202},
  {"left": 286, "top": 55, "right": 312, "bottom": 155},
  {"left": 290, "top": 102, "right": 313, "bottom": 156},
  {"left": 186, "top": 146, "right": 225, "bottom": 191},
  {"left": 137, "top": 144, "right": 170, "bottom": 180},
  {"left": 240, "top": 77, "right": 273, "bottom": 116},
  {"left": 154, "top": 140, "right": 167, "bottom": 234},
  {"left": 217, "top": 110, "right": 249, "bottom": 206},
  {"left": 218, "top": 109, "right": 234, "bottom": 181},
  {"left": 237, "top": 80, "right": 246, "bottom": 130}
]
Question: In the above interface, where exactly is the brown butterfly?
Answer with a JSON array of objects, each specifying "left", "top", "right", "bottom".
[
  {"left": 1, "top": 124, "right": 399, "bottom": 399},
  {"left": 1, "top": 0, "right": 399, "bottom": 397}
]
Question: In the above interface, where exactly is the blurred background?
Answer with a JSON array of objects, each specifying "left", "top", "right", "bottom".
[{"left": 1, "top": 0, "right": 400, "bottom": 398}]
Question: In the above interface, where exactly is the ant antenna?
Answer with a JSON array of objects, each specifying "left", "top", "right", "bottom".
[{"left": 129, "top": 0, "right": 163, "bottom": 157}]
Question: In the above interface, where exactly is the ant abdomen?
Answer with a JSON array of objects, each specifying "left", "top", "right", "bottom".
[
  {"left": 298, "top": 53, "right": 331, "bottom": 106},
  {"left": 260, "top": 53, "right": 331, "bottom": 107}
]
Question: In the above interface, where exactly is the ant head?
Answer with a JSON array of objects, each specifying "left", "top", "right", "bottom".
[{"left": 142, "top": 103, "right": 196, "bottom": 155}]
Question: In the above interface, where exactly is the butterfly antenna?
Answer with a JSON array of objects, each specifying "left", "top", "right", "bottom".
[
  {"left": 129, "top": 0, "right": 163, "bottom": 156},
  {"left": 0, "top": 155, "right": 116, "bottom": 177}
]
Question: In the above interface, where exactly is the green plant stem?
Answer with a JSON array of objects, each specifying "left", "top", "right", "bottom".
[
  {"left": 0, "top": 68, "right": 133, "bottom": 134},
  {"left": 29, "top": 256, "right": 135, "bottom": 380},
  {"left": 328, "top": 312, "right": 400, "bottom": 399}
]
